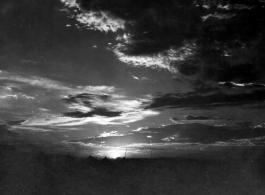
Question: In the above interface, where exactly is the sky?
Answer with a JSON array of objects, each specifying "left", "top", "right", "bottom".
[{"left": 1, "top": 0, "right": 265, "bottom": 158}]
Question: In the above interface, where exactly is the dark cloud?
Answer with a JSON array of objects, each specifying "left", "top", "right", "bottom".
[
  {"left": 6, "top": 120, "right": 26, "bottom": 126},
  {"left": 70, "top": 123, "right": 265, "bottom": 146},
  {"left": 60, "top": 92, "right": 157, "bottom": 122},
  {"left": 62, "top": 93, "right": 111, "bottom": 105},
  {"left": 146, "top": 89, "right": 265, "bottom": 109},
  {"left": 64, "top": 108, "right": 122, "bottom": 118},
  {"left": 185, "top": 115, "right": 219, "bottom": 120},
  {"left": 219, "top": 82, "right": 265, "bottom": 89},
  {"left": 66, "top": 0, "right": 265, "bottom": 86},
  {"left": 170, "top": 115, "right": 220, "bottom": 122},
  {"left": 77, "top": 0, "right": 201, "bottom": 55},
  {"left": 62, "top": 93, "right": 120, "bottom": 118}
]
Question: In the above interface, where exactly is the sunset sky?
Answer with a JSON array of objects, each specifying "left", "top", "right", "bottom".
[{"left": 1, "top": 0, "right": 265, "bottom": 158}]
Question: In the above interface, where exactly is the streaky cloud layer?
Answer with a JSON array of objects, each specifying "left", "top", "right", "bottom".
[{"left": 0, "top": 71, "right": 159, "bottom": 127}]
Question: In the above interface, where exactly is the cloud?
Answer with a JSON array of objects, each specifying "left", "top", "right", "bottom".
[
  {"left": 1, "top": 73, "right": 160, "bottom": 126},
  {"left": 61, "top": 0, "right": 265, "bottom": 91},
  {"left": 0, "top": 70, "right": 116, "bottom": 95},
  {"left": 67, "top": 123, "right": 265, "bottom": 148},
  {"left": 219, "top": 82, "right": 265, "bottom": 89},
  {"left": 75, "top": 11, "right": 125, "bottom": 32},
  {"left": 201, "top": 13, "right": 236, "bottom": 21},
  {"left": 146, "top": 89, "right": 265, "bottom": 110},
  {"left": 64, "top": 108, "right": 122, "bottom": 118},
  {"left": 38, "top": 108, "right": 49, "bottom": 112},
  {"left": 132, "top": 75, "right": 147, "bottom": 81},
  {"left": 61, "top": 0, "right": 201, "bottom": 71},
  {"left": 112, "top": 43, "right": 195, "bottom": 72},
  {"left": 61, "top": 0, "right": 125, "bottom": 32},
  {"left": 170, "top": 116, "right": 227, "bottom": 127},
  {"left": 0, "top": 94, "right": 35, "bottom": 100},
  {"left": 184, "top": 115, "right": 220, "bottom": 120},
  {"left": 0, "top": 71, "right": 159, "bottom": 126},
  {"left": 98, "top": 131, "right": 124, "bottom": 138},
  {"left": 60, "top": 0, "right": 78, "bottom": 7},
  {"left": 0, "top": 95, "right": 18, "bottom": 99},
  {"left": 75, "top": 86, "right": 116, "bottom": 94},
  {"left": 11, "top": 126, "right": 54, "bottom": 132},
  {"left": 62, "top": 92, "right": 152, "bottom": 116},
  {"left": 216, "top": 4, "right": 254, "bottom": 10},
  {"left": 22, "top": 109, "right": 159, "bottom": 126},
  {"left": 132, "top": 127, "right": 147, "bottom": 132},
  {"left": 0, "top": 70, "right": 70, "bottom": 91}
]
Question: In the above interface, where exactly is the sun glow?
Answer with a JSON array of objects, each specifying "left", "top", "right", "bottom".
[{"left": 106, "top": 148, "right": 126, "bottom": 159}]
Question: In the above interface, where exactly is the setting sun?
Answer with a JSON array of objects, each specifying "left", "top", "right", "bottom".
[{"left": 106, "top": 148, "right": 126, "bottom": 159}]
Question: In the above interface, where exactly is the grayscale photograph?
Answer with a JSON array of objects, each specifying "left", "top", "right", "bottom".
[{"left": 0, "top": 0, "right": 265, "bottom": 194}]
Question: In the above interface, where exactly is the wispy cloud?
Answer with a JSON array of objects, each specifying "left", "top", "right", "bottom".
[
  {"left": 67, "top": 123, "right": 265, "bottom": 149},
  {"left": 75, "top": 11, "right": 125, "bottom": 32},
  {"left": 0, "top": 71, "right": 116, "bottom": 95},
  {"left": 146, "top": 89, "right": 265, "bottom": 110},
  {"left": 0, "top": 70, "right": 70, "bottom": 91},
  {"left": 217, "top": 4, "right": 253, "bottom": 10},
  {"left": 60, "top": 0, "right": 125, "bottom": 32},
  {"left": 98, "top": 131, "right": 124, "bottom": 138},
  {"left": 202, "top": 13, "right": 236, "bottom": 21},
  {"left": 219, "top": 82, "right": 265, "bottom": 89},
  {"left": 22, "top": 109, "right": 159, "bottom": 126},
  {"left": 0, "top": 71, "right": 159, "bottom": 126},
  {"left": 112, "top": 43, "right": 195, "bottom": 73}
]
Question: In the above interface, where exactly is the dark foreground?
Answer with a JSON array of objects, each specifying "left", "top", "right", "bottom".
[{"left": 1, "top": 145, "right": 265, "bottom": 195}]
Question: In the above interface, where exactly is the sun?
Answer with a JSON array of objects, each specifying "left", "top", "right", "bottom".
[{"left": 106, "top": 148, "right": 126, "bottom": 159}]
